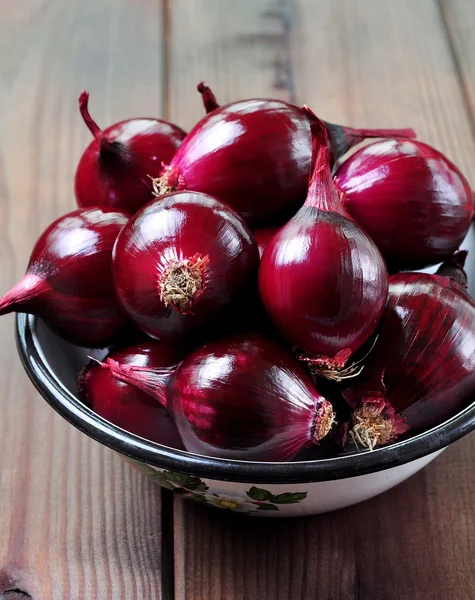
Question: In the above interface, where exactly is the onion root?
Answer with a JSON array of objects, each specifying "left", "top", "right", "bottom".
[
  {"left": 159, "top": 254, "right": 209, "bottom": 311},
  {"left": 312, "top": 401, "right": 336, "bottom": 442},
  {"left": 350, "top": 398, "right": 408, "bottom": 450}
]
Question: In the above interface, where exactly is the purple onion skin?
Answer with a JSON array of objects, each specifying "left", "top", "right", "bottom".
[
  {"left": 113, "top": 191, "right": 259, "bottom": 342},
  {"left": 345, "top": 273, "right": 475, "bottom": 442},
  {"left": 78, "top": 342, "right": 184, "bottom": 449},
  {"left": 259, "top": 110, "right": 388, "bottom": 368},
  {"left": 0, "top": 207, "right": 129, "bottom": 347},
  {"left": 334, "top": 139, "right": 473, "bottom": 271},
  {"left": 168, "top": 333, "right": 334, "bottom": 461}
]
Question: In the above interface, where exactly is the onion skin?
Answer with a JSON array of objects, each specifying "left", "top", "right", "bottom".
[
  {"left": 113, "top": 191, "right": 259, "bottom": 342},
  {"left": 334, "top": 139, "right": 473, "bottom": 270},
  {"left": 436, "top": 250, "right": 468, "bottom": 289},
  {"left": 156, "top": 88, "right": 415, "bottom": 224},
  {"left": 106, "top": 333, "right": 335, "bottom": 461},
  {"left": 0, "top": 207, "right": 129, "bottom": 347},
  {"left": 259, "top": 108, "right": 388, "bottom": 375},
  {"left": 78, "top": 342, "right": 184, "bottom": 449},
  {"left": 344, "top": 273, "right": 475, "bottom": 450},
  {"left": 253, "top": 226, "right": 280, "bottom": 259},
  {"left": 75, "top": 91, "right": 186, "bottom": 214}
]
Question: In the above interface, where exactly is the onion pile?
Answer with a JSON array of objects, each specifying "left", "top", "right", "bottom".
[{"left": 3, "top": 84, "right": 475, "bottom": 462}]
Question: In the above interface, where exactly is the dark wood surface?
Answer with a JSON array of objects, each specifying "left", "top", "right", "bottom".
[{"left": 0, "top": 1, "right": 474, "bottom": 599}]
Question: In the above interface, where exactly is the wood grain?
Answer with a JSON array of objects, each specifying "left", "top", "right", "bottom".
[
  {"left": 0, "top": 1, "right": 170, "bottom": 598},
  {"left": 291, "top": 0, "right": 475, "bottom": 182},
  {"left": 169, "top": 1, "right": 475, "bottom": 599},
  {"left": 2, "top": 0, "right": 475, "bottom": 598},
  {"left": 173, "top": 437, "right": 475, "bottom": 600},
  {"left": 440, "top": 0, "right": 475, "bottom": 125},
  {"left": 167, "top": 0, "right": 296, "bottom": 130}
]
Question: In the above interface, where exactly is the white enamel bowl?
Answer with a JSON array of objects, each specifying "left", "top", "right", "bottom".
[{"left": 16, "top": 274, "right": 475, "bottom": 517}]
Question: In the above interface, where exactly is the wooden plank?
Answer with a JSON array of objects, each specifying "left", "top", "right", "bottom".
[
  {"left": 169, "top": 1, "right": 475, "bottom": 599},
  {"left": 291, "top": 0, "right": 475, "bottom": 183},
  {"left": 173, "top": 437, "right": 475, "bottom": 600},
  {"left": 167, "top": 0, "right": 296, "bottom": 131},
  {"left": 0, "top": 1, "right": 171, "bottom": 598},
  {"left": 440, "top": 0, "right": 475, "bottom": 125}
]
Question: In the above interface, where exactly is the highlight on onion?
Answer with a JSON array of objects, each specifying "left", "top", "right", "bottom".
[
  {"left": 148, "top": 84, "right": 416, "bottom": 225},
  {"left": 334, "top": 139, "right": 473, "bottom": 270},
  {"left": 259, "top": 107, "right": 388, "bottom": 379},
  {"left": 75, "top": 91, "right": 186, "bottom": 214},
  {"left": 0, "top": 207, "right": 129, "bottom": 347},
  {"left": 343, "top": 272, "right": 475, "bottom": 450},
  {"left": 102, "top": 333, "right": 335, "bottom": 461},
  {"left": 78, "top": 341, "right": 184, "bottom": 448},
  {"left": 113, "top": 191, "right": 259, "bottom": 342}
]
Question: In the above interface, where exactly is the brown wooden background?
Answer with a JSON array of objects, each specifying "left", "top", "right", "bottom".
[{"left": 0, "top": 1, "right": 474, "bottom": 599}]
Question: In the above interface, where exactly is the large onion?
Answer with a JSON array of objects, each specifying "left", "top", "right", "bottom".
[
  {"left": 259, "top": 108, "right": 388, "bottom": 379},
  {"left": 344, "top": 273, "right": 475, "bottom": 449},
  {"left": 334, "top": 139, "right": 473, "bottom": 270}
]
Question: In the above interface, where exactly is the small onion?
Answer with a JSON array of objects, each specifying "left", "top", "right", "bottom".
[
  {"left": 113, "top": 192, "right": 259, "bottom": 341},
  {"left": 259, "top": 108, "right": 388, "bottom": 379},
  {"left": 103, "top": 333, "right": 335, "bottom": 461},
  {"left": 343, "top": 273, "right": 475, "bottom": 450},
  {"left": 0, "top": 207, "right": 129, "bottom": 346},
  {"left": 334, "top": 139, "right": 473, "bottom": 270},
  {"left": 78, "top": 342, "right": 184, "bottom": 448},
  {"left": 75, "top": 91, "right": 186, "bottom": 214}
]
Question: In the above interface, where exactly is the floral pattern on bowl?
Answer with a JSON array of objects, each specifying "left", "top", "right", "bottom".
[{"left": 127, "top": 458, "right": 308, "bottom": 513}]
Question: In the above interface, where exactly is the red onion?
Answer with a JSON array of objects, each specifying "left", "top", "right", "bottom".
[
  {"left": 0, "top": 208, "right": 129, "bottom": 346},
  {"left": 149, "top": 86, "right": 416, "bottom": 225},
  {"left": 113, "top": 192, "right": 259, "bottom": 341},
  {"left": 259, "top": 108, "right": 388, "bottom": 379},
  {"left": 103, "top": 333, "right": 335, "bottom": 461},
  {"left": 78, "top": 342, "right": 184, "bottom": 448},
  {"left": 334, "top": 139, "right": 473, "bottom": 270},
  {"left": 343, "top": 273, "right": 475, "bottom": 450},
  {"left": 253, "top": 227, "right": 280, "bottom": 259},
  {"left": 75, "top": 91, "right": 186, "bottom": 214}
]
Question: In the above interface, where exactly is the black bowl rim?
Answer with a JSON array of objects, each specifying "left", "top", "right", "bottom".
[{"left": 16, "top": 313, "right": 475, "bottom": 485}]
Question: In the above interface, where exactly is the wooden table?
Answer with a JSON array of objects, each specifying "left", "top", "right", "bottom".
[{"left": 1, "top": 1, "right": 474, "bottom": 598}]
